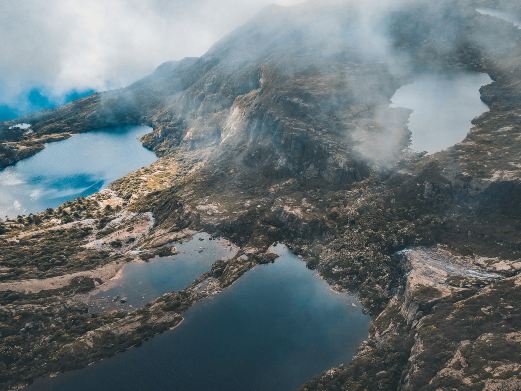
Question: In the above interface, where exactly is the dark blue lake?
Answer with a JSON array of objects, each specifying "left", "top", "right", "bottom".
[
  {"left": 0, "top": 126, "right": 156, "bottom": 218},
  {"left": 29, "top": 244, "right": 370, "bottom": 391}
]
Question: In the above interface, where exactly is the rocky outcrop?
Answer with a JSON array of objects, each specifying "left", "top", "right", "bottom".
[{"left": 303, "top": 247, "right": 520, "bottom": 391}]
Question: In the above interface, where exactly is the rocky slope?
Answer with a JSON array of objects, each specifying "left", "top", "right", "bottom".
[{"left": 1, "top": 0, "right": 520, "bottom": 390}]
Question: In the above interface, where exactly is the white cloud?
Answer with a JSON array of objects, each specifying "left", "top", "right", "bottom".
[{"left": 0, "top": 0, "right": 301, "bottom": 105}]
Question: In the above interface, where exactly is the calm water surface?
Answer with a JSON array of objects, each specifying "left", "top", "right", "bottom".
[
  {"left": 29, "top": 244, "right": 370, "bottom": 391},
  {"left": 391, "top": 72, "right": 491, "bottom": 154},
  {"left": 89, "top": 232, "right": 238, "bottom": 311},
  {"left": 0, "top": 126, "right": 156, "bottom": 218}
]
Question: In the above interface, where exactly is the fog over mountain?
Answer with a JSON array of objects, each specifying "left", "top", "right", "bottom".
[{"left": 0, "top": 0, "right": 300, "bottom": 109}]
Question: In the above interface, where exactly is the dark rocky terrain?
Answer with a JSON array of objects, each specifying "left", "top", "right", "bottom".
[{"left": 1, "top": 0, "right": 520, "bottom": 390}]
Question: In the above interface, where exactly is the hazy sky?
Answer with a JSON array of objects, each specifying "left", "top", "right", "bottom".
[{"left": 0, "top": 0, "right": 302, "bottom": 106}]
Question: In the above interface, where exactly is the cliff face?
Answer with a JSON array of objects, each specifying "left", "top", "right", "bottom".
[
  {"left": 304, "top": 246, "right": 520, "bottom": 391},
  {"left": 1, "top": 0, "right": 521, "bottom": 390}
]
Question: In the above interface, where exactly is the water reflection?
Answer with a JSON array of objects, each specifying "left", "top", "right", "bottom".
[
  {"left": 29, "top": 244, "right": 370, "bottom": 391},
  {"left": 391, "top": 72, "right": 491, "bottom": 154},
  {"left": 0, "top": 126, "right": 156, "bottom": 218},
  {"left": 88, "top": 233, "right": 238, "bottom": 311}
]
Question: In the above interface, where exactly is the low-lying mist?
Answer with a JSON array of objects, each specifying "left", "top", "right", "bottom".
[{"left": 5, "top": 0, "right": 521, "bottom": 171}]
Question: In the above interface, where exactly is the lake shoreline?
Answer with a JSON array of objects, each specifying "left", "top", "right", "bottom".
[
  {"left": 27, "top": 245, "right": 369, "bottom": 391},
  {"left": 0, "top": 125, "right": 157, "bottom": 218},
  {"left": 0, "top": 132, "right": 72, "bottom": 171},
  {"left": 390, "top": 71, "right": 492, "bottom": 154},
  {"left": 0, "top": 111, "right": 155, "bottom": 172}
]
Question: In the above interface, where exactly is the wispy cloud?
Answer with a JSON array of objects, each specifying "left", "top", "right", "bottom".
[{"left": 0, "top": 0, "right": 299, "bottom": 106}]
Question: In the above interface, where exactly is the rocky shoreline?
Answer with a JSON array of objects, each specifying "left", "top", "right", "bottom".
[{"left": 1, "top": 0, "right": 521, "bottom": 390}]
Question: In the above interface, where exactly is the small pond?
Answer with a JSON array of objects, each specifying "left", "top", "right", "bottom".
[
  {"left": 88, "top": 232, "right": 238, "bottom": 311},
  {"left": 391, "top": 72, "right": 492, "bottom": 154}
]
